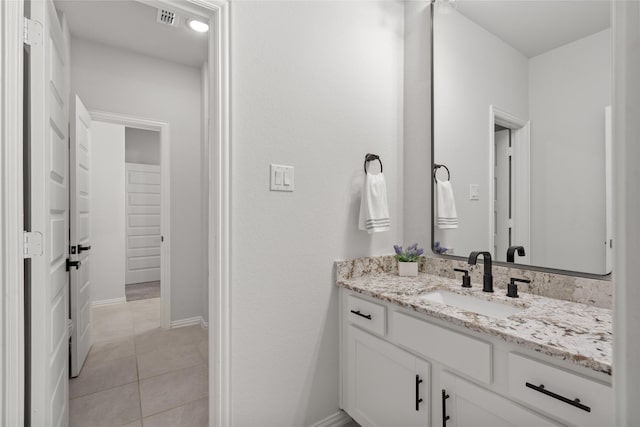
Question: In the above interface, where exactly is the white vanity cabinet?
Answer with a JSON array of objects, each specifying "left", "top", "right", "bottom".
[
  {"left": 339, "top": 288, "right": 613, "bottom": 427},
  {"left": 506, "top": 353, "right": 613, "bottom": 427},
  {"left": 345, "top": 325, "right": 431, "bottom": 427},
  {"left": 440, "top": 371, "right": 560, "bottom": 427}
]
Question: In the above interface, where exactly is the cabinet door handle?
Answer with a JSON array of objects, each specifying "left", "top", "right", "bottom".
[
  {"left": 525, "top": 382, "right": 591, "bottom": 413},
  {"left": 415, "top": 375, "right": 423, "bottom": 411},
  {"left": 442, "top": 389, "right": 450, "bottom": 426},
  {"left": 350, "top": 310, "right": 372, "bottom": 320}
]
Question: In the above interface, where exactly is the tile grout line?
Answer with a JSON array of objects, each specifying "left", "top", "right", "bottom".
[
  {"left": 69, "top": 378, "right": 140, "bottom": 401},
  {"left": 136, "top": 343, "right": 144, "bottom": 426},
  {"left": 141, "top": 392, "right": 210, "bottom": 420},
  {"left": 130, "top": 301, "right": 145, "bottom": 427}
]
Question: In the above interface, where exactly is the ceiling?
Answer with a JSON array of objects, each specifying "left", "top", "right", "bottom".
[
  {"left": 55, "top": 0, "right": 208, "bottom": 67},
  {"left": 453, "top": 0, "right": 610, "bottom": 58}
]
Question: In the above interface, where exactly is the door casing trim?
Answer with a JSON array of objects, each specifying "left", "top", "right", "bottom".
[
  {"left": 0, "top": 0, "right": 231, "bottom": 425},
  {"left": 0, "top": 1, "right": 26, "bottom": 425},
  {"left": 90, "top": 110, "right": 172, "bottom": 330}
]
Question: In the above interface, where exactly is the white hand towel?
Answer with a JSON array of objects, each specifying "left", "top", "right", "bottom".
[
  {"left": 359, "top": 173, "right": 390, "bottom": 233},
  {"left": 436, "top": 178, "right": 458, "bottom": 229}
]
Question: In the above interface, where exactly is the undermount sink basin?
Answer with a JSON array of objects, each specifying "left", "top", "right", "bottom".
[{"left": 418, "top": 291, "right": 524, "bottom": 319}]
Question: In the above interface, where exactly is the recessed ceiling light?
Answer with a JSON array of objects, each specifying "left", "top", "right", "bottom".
[{"left": 188, "top": 19, "right": 209, "bottom": 33}]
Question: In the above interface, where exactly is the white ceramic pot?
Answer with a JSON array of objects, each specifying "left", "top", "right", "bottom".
[{"left": 398, "top": 262, "right": 418, "bottom": 277}]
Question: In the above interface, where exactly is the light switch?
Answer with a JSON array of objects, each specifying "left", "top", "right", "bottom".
[
  {"left": 469, "top": 184, "right": 480, "bottom": 201},
  {"left": 270, "top": 164, "right": 294, "bottom": 192}
]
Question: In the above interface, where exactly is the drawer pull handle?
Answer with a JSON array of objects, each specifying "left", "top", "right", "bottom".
[
  {"left": 350, "top": 310, "right": 372, "bottom": 320},
  {"left": 442, "top": 389, "right": 450, "bottom": 426},
  {"left": 415, "top": 375, "right": 423, "bottom": 411},
  {"left": 525, "top": 382, "right": 591, "bottom": 413}
]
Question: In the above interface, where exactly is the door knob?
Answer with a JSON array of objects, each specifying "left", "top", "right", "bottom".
[
  {"left": 77, "top": 244, "right": 91, "bottom": 253},
  {"left": 66, "top": 259, "right": 81, "bottom": 271}
]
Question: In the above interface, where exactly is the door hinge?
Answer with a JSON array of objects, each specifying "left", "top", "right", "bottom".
[
  {"left": 23, "top": 17, "right": 43, "bottom": 46},
  {"left": 23, "top": 231, "right": 43, "bottom": 258}
]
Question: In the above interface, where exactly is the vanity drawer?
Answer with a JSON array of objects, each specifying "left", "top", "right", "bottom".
[
  {"left": 507, "top": 353, "right": 612, "bottom": 427},
  {"left": 347, "top": 295, "right": 386, "bottom": 337},
  {"left": 391, "top": 311, "right": 492, "bottom": 384}
]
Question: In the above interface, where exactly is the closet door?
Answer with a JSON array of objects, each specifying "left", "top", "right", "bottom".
[{"left": 125, "top": 163, "right": 161, "bottom": 284}]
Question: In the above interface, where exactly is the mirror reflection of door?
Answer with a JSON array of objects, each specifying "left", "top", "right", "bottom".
[
  {"left": 494, "top": 125, "right": 512, "bottom": 261},
  {"left": 432, "top": 0, "right": 611, "bottom": 275}
]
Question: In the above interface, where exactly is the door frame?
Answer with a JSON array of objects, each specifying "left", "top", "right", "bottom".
[
  {"left": 488, "top": 105, "right": 531, "bottom": 264},
  {"left": 0, "top": 1, "right": 26, "bottom": 425},
  {"left": 90, "top": 111, "right": 172, "bottom": 329},
  {"left": 0, "top": 0, "right": 231, "bottom": 425}
]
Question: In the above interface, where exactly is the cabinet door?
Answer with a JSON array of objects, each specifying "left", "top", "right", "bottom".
[
  {"left": 346, "top": 326, "right": 430, "bottom": 427},
  {"left": 440, "top": 371, "right": 560, "bottom": 427}
]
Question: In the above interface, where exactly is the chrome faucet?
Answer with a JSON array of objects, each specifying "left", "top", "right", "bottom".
[
  {"left": 468, "top": 251, "right": 493, "bottom": 293},
  {"left": 506, "top": 246, "right": 526, "bottom": 263}
]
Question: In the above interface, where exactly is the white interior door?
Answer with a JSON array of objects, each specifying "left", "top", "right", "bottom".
[
  {"left": 494, "top": 128, "right": 512, "bottom": 261},
  {"left": 29, "top": 1, "right": 71, "bottom": 425},
  {"left": 126, "top": 163, "right": 161, "bottom": 284},
  {"left": 70, "top": 95, "right": 92, "bottom": 377}
]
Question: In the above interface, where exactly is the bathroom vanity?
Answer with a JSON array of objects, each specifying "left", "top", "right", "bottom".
[{"left": 337, "top": 257, "right": 612, "bottom": 427}]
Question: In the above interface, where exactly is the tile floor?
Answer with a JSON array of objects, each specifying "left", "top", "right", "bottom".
[{"left": 69, "top": 297, "right": 209, "bottom": 427}]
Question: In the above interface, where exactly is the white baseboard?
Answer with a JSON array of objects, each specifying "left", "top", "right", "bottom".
[
  {"left": 200, "top": 317, "right": 209, "bottom": 329},
  {"left": 171, "top": 316, "right": 207, "bottom": 329},
  {"left": 92, "top": 297, "right": 127, "bottom": 307},
  {"left": 310, "top": 410, "right": 353, "bottom": 427}
]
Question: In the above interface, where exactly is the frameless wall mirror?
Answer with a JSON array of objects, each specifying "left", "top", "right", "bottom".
[{"left": 432, "top": 0, "right": 612, "bottom": 275}]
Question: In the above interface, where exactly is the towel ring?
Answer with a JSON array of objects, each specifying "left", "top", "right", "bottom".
[
  {"left": 364, "top": 153, "right": 383, "bottom": 174},
  {"left": 433, "top": 163, "right": 450, "bottom": 182}
]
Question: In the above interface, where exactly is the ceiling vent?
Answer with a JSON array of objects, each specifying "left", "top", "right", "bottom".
[{"left": 157, "top": 8, "right": 178, "bottom": 27}]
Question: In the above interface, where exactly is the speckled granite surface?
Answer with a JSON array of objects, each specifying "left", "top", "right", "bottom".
[
  {"left": 424, "top": 257, "right": 613, "bottom": 309},
  {"left": 336, "top": 255, "right": 612, "bottom": 309},
  {"left": 336, "top": 257, "right": 612, "bottom": 375}
]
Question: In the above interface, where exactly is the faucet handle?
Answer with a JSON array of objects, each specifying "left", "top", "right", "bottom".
[
  {"left": 454, "top": 268, "right": 471, "bottom": 288},
  {"left": 507, "top": 277, "right": 531, "bottom": 298}
]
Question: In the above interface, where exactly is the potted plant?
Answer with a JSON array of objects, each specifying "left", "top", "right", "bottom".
[{"left": 393, "top": 243, "right": 423, "bottom": 277}]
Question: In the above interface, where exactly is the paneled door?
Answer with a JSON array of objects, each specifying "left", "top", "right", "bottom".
[
  {"left": 494, "top": 127, "right": 512, "bottom": 261},
  {"left": 125, "top": 163, "right": 161, "bottom": 284},
  {"left": 69, "top": 95, "right": 93, "bottom": 377},
  {"left": 29, "top": 0, "right": 71, "bottom": 424}
]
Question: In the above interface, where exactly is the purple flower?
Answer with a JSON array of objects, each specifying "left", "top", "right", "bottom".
[{"left": 393, "top": 243, "right": 424, "bottom": 262}]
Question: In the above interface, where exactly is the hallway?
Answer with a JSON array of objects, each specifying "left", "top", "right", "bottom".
[{"left": 69, "top": 298, "right": 208, "bottom": 426}]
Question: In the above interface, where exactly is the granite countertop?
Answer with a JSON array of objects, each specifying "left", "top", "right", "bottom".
[{"left": 337, "top": 271, "right": 612, "bottom": 375}]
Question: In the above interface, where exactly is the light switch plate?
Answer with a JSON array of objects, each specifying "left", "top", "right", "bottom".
[
  {"left": 469, "top": 184, "right": 480, "bottom": 200},
  {"left": 270, "top": 164, "right": 294, "bottom": 192}
]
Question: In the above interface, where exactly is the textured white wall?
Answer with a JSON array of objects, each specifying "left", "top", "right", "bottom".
[
  {"left": 230, "top": 1, "right": 404, "bottom": 424},
  {"left": 433, "top": 10, "right": 529, "bottom": 257},
  {"left": 529, "top": 29, "right": 611, "bottom": 273},
  {"left": 125, "top": 127, "right": 160, "bottom": 166},
  {"left": 90, "top": 121, "right": 126, "bottom": 303},
  {"left": 71, "top": 38, "right": 204, "bottom": 322}
]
